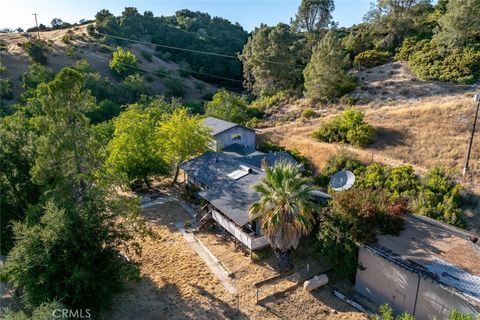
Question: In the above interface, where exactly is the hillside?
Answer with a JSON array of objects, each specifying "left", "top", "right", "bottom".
[
  {"left": 260, "top": 93, "right": 480, "bottom": 231},
  {"left": 0, "top": 25, "right": 218, "bottom": 107}
]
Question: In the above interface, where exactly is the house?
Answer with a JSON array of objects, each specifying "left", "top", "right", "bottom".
[
  {"left": 355, "top": 214, "right": 480, "bottom": 319},
  {"left": 203, "top": 117, "right": 256, "bottom": 154},
  {"left": 181, "top": 117, "right": 330, "bottom": 252},
  {"left": 181, "top": 151, "right": 297, "bottom": 251}
]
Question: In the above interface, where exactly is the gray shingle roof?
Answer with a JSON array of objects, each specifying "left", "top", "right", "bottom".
[
  {"left": 181, "top": 150, "right": 328, "bottom": 227},
  {"left": 203, "top": 117, "right": 254, "bottom": 136},
  {"left": 181, "top": 152, "right": 263, "bottom": 226}
]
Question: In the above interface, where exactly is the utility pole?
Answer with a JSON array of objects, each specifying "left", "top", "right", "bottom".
[
  {"left": 463, "top": 92, "right": 480, "bottom": 177},
  {"left": 32, "top": 13, "right": 40, "bottom": 39}
]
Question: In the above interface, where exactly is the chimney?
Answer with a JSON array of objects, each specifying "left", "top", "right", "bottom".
[{"left": 261, "top": 157, "right": 268, "bottom": 171}]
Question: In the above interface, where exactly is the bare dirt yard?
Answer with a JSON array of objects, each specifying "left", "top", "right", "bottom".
[{"left": 104, "top": 199, "right": 368, "bottom": 320}]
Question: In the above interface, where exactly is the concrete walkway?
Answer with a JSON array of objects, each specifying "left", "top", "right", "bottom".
[{"left": 175, "top": 222, "right": 238, "bottom": 296}]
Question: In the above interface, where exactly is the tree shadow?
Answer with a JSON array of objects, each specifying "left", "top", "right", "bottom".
[
  {"left": 102, "top": 276, "right": 247, "bottom": 320},
  {"left": 369, "top": 126, "right": 408, "bottom": 150}
]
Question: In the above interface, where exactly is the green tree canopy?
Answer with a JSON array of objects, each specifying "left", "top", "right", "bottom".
[
  {"left": 106, "top": 103, "right": 170, "bottom": 187},
  {"left": 434, "top": 0, "right": 480, "bottom": 48},
  {"left": 205, "top": 89, "right": 250, "bottom": 124},
  {"left": 250, "top": 161, "right": 319, "bottom": 270},
  {"left": 156, "top": 108, "right": 212, "bottom": 183},
  {"left": 1, "top": 68, "right": 145, "bottom": 313},
  {"left": 303, "top": 30, "right": 356, "bottom": 101},
  {"left": 365, "top": 0, "right": 433, "bottom": 50},
  {"left": 21, "top": 63, "right": 55, "bottom": 91},
  {"left": 109, "top": 47, "right": 138, "bottom": 78},
  {"left": 240, "top": 23, "right": 304, "bottom": 95},
  {"left": 292, "top": 0, "right": 335, "bottom": 33},
  {"left": 0, "top": 114, "right": 40, "bottom": 253}
]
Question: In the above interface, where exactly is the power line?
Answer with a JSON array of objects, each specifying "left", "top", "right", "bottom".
[
  {"left": 94, "top": 31, "right": 305, "bottom": 68},
  {"left": 75, "top": 47, "right": 243, "bottom": 83}
]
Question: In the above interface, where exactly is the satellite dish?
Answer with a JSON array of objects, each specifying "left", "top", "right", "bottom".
[{"left": 330, "top": 170, "right": 355, "bottom": 191}]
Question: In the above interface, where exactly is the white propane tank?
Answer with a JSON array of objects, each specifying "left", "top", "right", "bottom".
[{"left": 303, "top": 274, "right": 329, "bottom": 292}]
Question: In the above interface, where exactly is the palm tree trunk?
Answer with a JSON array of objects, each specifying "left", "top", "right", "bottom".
[
  {"left": 172, "top": 165, "right": 180, "bottom": 185},
  {"left": 274, "top": 248, "right": 293, "bottom": 272}
]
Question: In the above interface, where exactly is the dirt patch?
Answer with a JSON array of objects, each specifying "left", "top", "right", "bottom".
[
  {"left": 352, "top": 61, "right": 471, "bottom": 106},
  {"left": 104, "top": 200, "right": 368, "bottom": 319}
]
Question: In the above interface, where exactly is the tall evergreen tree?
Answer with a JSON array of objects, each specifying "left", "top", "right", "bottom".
[
  {"left": 366, "top": 0, "right": 433, "bottom": 50},
  {"left": 240, "top": 23, "right": 304, "bottom": 95},
  {"left": 434, "top": 0, "right": 480, "bottom": 48},
  {"left": 303, "top": 30, "right": 356, "bottom": 101},
  {"left": 292, "top": 0, "right": 335, "bottom": 33}
]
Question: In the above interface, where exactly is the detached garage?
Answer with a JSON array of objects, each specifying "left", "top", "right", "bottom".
[{"left": 355, "top": 214, "right": 480, "bottom": 319}]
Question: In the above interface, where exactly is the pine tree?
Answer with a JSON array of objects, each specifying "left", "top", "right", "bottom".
[
  {"left": 434, "top": 0, "right": 480, "bottom": 48},
  {"left": 303, "top": 30, "right": 356, "bottom": 101}
]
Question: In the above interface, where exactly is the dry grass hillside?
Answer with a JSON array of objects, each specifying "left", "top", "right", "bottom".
[
  {"left": 0, "top": 25, "right": 217, "bottom": 106},
  {"left": 260, "top": 94, "right": 480, "bottom": 231}
]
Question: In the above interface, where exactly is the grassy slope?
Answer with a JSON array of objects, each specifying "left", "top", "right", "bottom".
[
  {"left": 259, "top": 64, "right": 480, "bottom": 231},
  {"left": 0, "top": 25, "right": 217, "bottom": 106}
]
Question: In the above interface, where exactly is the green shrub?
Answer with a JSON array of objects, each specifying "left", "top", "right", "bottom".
[
  {"left": 313, "top": 109, "right": 375, "bottom": 147},
  {"left": 395, "top": 37, "right": 421, "bottom": 61},
  {"left": 354, "top": 50, "right": 390, "bottom": 69},
  {"left": 109, "top": 47, "right": 138, "bottom": 78},
  {"left": 120, "top": 74, "right": 152, "bottom": 103},
  {"left": 65, "top": 46, "right": 77, "bottom": 57},
  {"left": 315, "top": 151, "right": 365, "bottom": 187},
  {"left": 339, "top": 95, "right": 356, "bottom": 106},
  {"left": 411, "top": 167, "right": 464, "bottom": 226},
  {"left": 140, "top": 50, "right": 153, "bottom": 62},
  {"left": 22, "top": 40, "right": 48, "bottom": 64},
  {"left": 317, "top": 188, "right": 405, "bottom": 278},
  {"left": 0, "top": 39, "right": 7, "bottom": 51},
  {"left": 402, "top": 39, "right": 480, "bottom": 84},
  {"left": 165, "top": 77, "right": 185, "bottom": 98},
  {"left": 21, "top": 64, "right": 55, "bottom": 90},
  {"left": 301, "top": 108, "right": 316, "bottom": 119},
  {"left": 61, "top": 30, "right": 75, "bottom": 44},
  {"left": 370, "top": 304, "right": 478, "bottom": 320},
  {"left": 155, "top": 68, "right": 170, "bottom": 78},
  {"left": 258, "top": 141, "right": 313, "bottom": 175},
  {"left": 0, "top": 78, "right": 13, "bottom": 99},
  {"left": 97, "top": 44, "right": 113, "bottom": 53},
  {"left": 183, "top": 100, "right": 204, "bottom": 114},
  {"left": 250, "top": 91, "right": 288, "bottom": 110},
  {"left": 245, "top": 117, "right": 263, "bottom": 128}
]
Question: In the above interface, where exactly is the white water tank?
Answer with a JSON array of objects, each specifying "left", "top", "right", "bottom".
[{"left": 303, "top": 274, "right": 329, "bottom": 292}]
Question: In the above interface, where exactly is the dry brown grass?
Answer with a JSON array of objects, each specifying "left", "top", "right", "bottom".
[
  {"left": 105, "top": 200, "right": 368, "bottom": 320},
  {"left": 260, "top": 94, "right": 480, "bottom": 230},
  {"left": 0, "top": 25, "right": 216, "bottom": 108},
  {"left": 260, "top": 94, "right": 479, "bottom": 187}
]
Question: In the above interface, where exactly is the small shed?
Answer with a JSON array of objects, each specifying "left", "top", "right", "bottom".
[
  {"left": 203, "top": 117, "right": 256, "bottom": 152},
  {"left": 355, "top": 214, "right": 480, "bottom": 319}
]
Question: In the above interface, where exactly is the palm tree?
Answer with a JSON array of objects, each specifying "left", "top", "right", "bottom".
[{"left": 250, "top": 160, "right": 319, "bottom": 271}]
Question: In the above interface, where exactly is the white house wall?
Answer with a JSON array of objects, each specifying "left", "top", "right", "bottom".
[
  {"left": 211, "top": 209, "right": 268, "bottom": 250},
  {"left": 355, "top": 246, "right": 418, "bottom": 314},
  {"left": 355, "top": 246, "right": 480, "bottom": 319},
  {"left": 214, "top": 127, "right": 256, "bottom": 151},
  {"left": 414, "top": 277, "right": 478, "bottom": 319}
]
